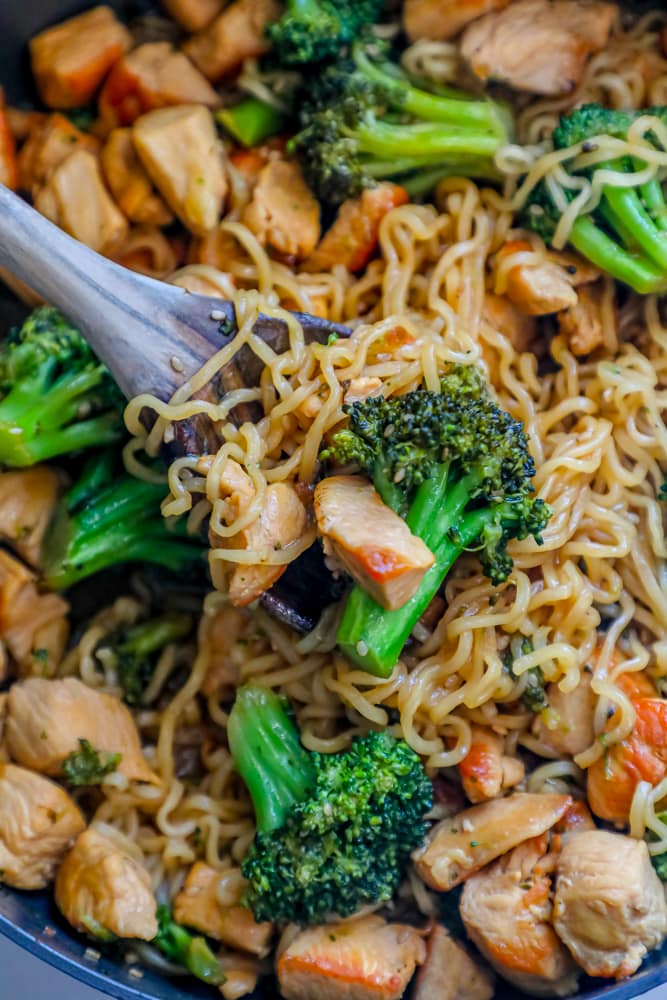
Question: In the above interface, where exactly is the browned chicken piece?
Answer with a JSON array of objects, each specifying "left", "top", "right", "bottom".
[
  {"left": 241, "top": 160, "right": 320, "bottom": 262},
  {"left": 202, "top": 606, "right": 250, "bottom": 695},
  {"left": 98, "top": 42, "right": 220, "bottom": 130},
  {"left": 277, "top": 915, "right": 426, "bottom": 1000},
  {"left": 554, "top": 830, "right": 667, "bottom": 979},
  {"left": 413, "top": 923, "right": 494, "bottom": 1000},
  {"left": 0, "top": 550, "right": 69, "bottom": 677},
  {"left": 173, "top": 862, "right": 272, "bottom": 955},
  {"left": 304, "top": 183, "right": 409, "bottom": 274},
  {"left": 18, "top": 113, "right": 99, "bottom": 198},
  {"left": 545, "top": 249, "right": 601, "bottom": 287},
  {"left": 35, "top": 149, "right": 128, "bottom": 255},
  {"left": 0, "top": 466, "right": 59, "bottom": 568},
  {"left": 5, "top": 107, "right": 47, "bottom": 145},
  {"left": 0, "top": 89, "right": 18, "bottom": 191},
  {"left": 56, "top": 827, "right": 158, "bottom": 941},
  {"left": 461, "top": 835, "right": 580, "bottom": 997},
  {"left": 161, "top": 0, "right": 223, "bottom": 32},
  {"left": 460, "top": 0, "right": 616, "bottom": 95},
  {"left": 404, "top": 0, "right": 509, "bottom": 42},
  {"left": 112, "top": 225, "right": 178, "bottom": 279},
  {"left": 314, "top": 476, "right": 435, "bottom": 611},
  {"left": 132, "top": 105, "right": 227, "bottom": 235},
  {"left": 29, "top": 6, "right": 131, "bottom": 108},
  {"left": 343, "top": 377, "right": 384, "bottom": 406},
  {"left": 497, "top": 239, "right": 578, "bottom": 315},
  {"left": 458, "top": 725, "right": 525, "bottom": 803},
  {"left": 101, "top": 128, "right": 173, "bottom": 226},
  {"left": 482, "top": 293, "right": 537, "bottom": 353},
  {"left": 532, "top": 673, "right": 595, "bottom": 757},
  {"left": 0, "top": 763, "right": 85, "bottom": 890},
  {"left": 184, "top": 0, "right": 281, "bottom": 82},
  {"left": 0, "top": 694, "right": 8, "bottom": 761},
  {"left": 219, "top": 958, "right": 261, "bottom": 1000},
  {"left": 6, "top": 677, "right": 158, "bottom": 784},
  {"left": 558, "top": 282, "right": 609, "bottom": 356},
  {"left": 413, "top": 792, "right": 571, "bottom": 891}
]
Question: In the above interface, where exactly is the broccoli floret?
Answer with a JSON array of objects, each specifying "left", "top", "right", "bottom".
[
  {"left": 0, "top": 308, "right": 123, "bottom": 467},
  {"left": 42, "top": 451, "right": 206, "bottom": 590},
  {"left": 266, "top": 0, "right": 384, "bottom": 66},
  {"left": 291, "top": 41, "right": 510, "bottom": 205},
  {"left": 228, "top": 684, "right": 433, "bottom": 925},
  {"left": 154, "top": 905, "right": 225, "bottom": 986},
  {"left": 525, "top": 104, "right": 667, "bottom": 295},
  {"left": 502, "top": 638, "right": 548, "bottom": 713},
  {"left": 97, "top": 613, "right": 194, "bottom": 705},
  {"left": 62, "top": 738, "right": 121, "bottom": 786},
  {"left": 323, "top": 364, "right": 549, "bottom": 676}
]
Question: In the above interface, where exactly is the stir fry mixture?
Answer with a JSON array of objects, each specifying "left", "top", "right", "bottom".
[{"left": 4, "top": 2, "right": 667, "bottom": 998}]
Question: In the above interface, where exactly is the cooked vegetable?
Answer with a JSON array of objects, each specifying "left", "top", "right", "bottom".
[
  {"left": 98, "top": 613, "right": 194, "bottom": 705},
  {"left": 216, "top": 97, "right": 284, "bottom": 147},
  {"left": 324, "top": 364, "right": 550, "bottom": 675},
  {"left": 266, "top": 0, "right": 385, "bottom": 66},
  {"left": 227, "top": 683, "right": 433, "bottom": 925},
  {"left": 62, "top": 738, "right": 121, "bottom": 787},
  {"left": 0, "top": 308, "right": 123, "bottom": 468},
  {"left": 154, "top": 905, "right": 225, "bottom": 986}
]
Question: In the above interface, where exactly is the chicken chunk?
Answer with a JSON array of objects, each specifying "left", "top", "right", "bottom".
[
  {"left": 112, "top": 225, "right": 179, "bottom": 279},
  {"left": 553, "top": 830, "right": 667, "bottom": 979},
  {"left": 6, "top": 677, "right": 158, "bottom": 784},
  {"left": 202, "top": 606, "right": 250, "bottom": 695},
  {"left": 460, "top": 0, "right": 616, "bottom": 96},
  {"left": 98, "top": 42, "right": 220, "bottom": 130},
  {"left": 497, "top": 240, "right": 578, "bottom": 315},
  {"left": 161, "top": 0, "right": 223, "bottom": 32},
  {"left": 558, "top": 282, "right": 610, "bottom": 356},
  {"left": 241, "top": 160, "right": 320, "bottom": 262},
  {"left": 0, "top": 550, "right": 69, "bottom": 678},
  {"left": 173, "top": 862, "right": 272, "bottom": 955},
  {"left": 412, "top": 923, "right": 494, "bottom": 1000},
  {"left": 18, "top": 113, "right": 99, "bottom": 198},
  {"left": 35, "top": 149, "right": 128, "bottom": 255},
  {"left": 277, "top": 915, "right": 426, "bottom": 1000},
  {"left": 413, "top": 792, "right": 571, "bottom": 891},
  {"left": 304, "top": 184, "right": 409, "bottom": 274},
  {"left": 532, "top": 673, "right": 595, "bottom": 757},
  {"left": 404, "top": 0, "right": 510, "bottom": 42},
  {"left": 132, "top": 105, "right": 227, "bottom": 235},
  {"left": 56, "top": 827, "right": 158, "bottom": 941},
  {"left": 482, "top": 293, "right": 537, "bottom": 353},
  {"left": 0, "top": 466, "right": 59, "bottom": 568},
  {"left": 458, "top": 726, "right": 525, "bottom": 803},
  {"left": 461, "top": 836, "right": 579, "bottom": 997},
  {"left": 0, "top": 90, "right": 18, "bottom": 191},
  {"left": 184, "top": 0, "right": 281, "bottom": 82},
  {"left": 101, "top": 128, "right": 173, "bottom": 226},
  {"left": 29, "top": 6, "right": 132, "bottom": 109},
  {"left": 314, "top": 476, "right": 435, "bottom": 611},
  {"left": 0, "top": 763, "right": 85, "bottom": 890}
]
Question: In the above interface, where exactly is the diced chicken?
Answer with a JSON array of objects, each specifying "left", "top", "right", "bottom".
[
  {"left": 18, "top": 113, "right": 99, "bottom": 198},
  {"left": 482, "top": 293, "right": 537, "bottom": 353},
  {"left": 101, "top": 128, "right": 173, "bottom": 226},
  {"left": 412, "top": 923, "right": 494, "bottom": 1000},
  {"left": 112, "top": 225, "right": 178, "bottom": 278},
  {"left": 404, "top": 0, "right": 510, "bottom": 42},
  {"left": 0, "top": 90, "right": 18, "bottom": 191},
  {"left": 56, "top": 827, "right": 158, "bottom": 940},
  {"left": 343, "top": 377, "right": 384, "bottom": 406},
  {"left": 173, "top": 862, "right": 272, "bottom": 955},
  {"left": 184, "top": 0, "right": 281, "bottom": 82},
  {"left": 241, "top": 159, "right": 320, "bottom": 262},
  {"left": 553, "top": 830, "right": 667, "bottom": 979},
  {"left": 497, "top": 240, "right": 578, "bottom": 315},
  {"left": 460, "top": 0, "right": 616, "bottom": 96},
  {"left": 0, "top": 550, "right": 69, "bottom": 677},
  {"left": 458, "top": 726, "right": 525, "bottom": 804},
  {"left": 413, "top": 792, "right": 571, "bottom": 891},
  {"left": 0, "top": 466, "right": 59, "bottom": 568},
  {"left": 132, "top": 105, "right": 227, "bottom": 235},
  {"left": 557, "top": 282, "right": 609, "bottom": 356},
  {"left": 0, "top": 763, "right": 85, "bottom": 890},
  {"left": 6, "top": 677, "right": 158, "bottom": 784},
  {"left": 5, "top": 107, "right": 47, "bottom": 145},
  {"left": 0, "top": 694, "right": 8, "bottom": 761},
  {"left": 277, "top": 915, "right": 426, "bottom": 1000},
  {"left": 202, "top": 606, "right": 250, "bottom": 695},
  {"left": 304, "top": 184, "right": 409, "bottom": 274},
  {"left": 219, "top": 959, "right": 260, "bottom": 1000},
  {"left": 314, "top": 476, "right": 435, "bottom": 611},
  {"left": 29, "top": 6, "right": 132, "bottom": 109},
  {"left": 532, "top": 673, "right": 595, "bottom": 757},
  {"left": 35, "top": 149, "right": 128, "bottom": 255},
  {"left": 98, "top": 42, "right": 220, "bottom": 130},
  {"left": 553, "top": 800, "right": 596, "bottom": 838},
  {"left": 161, "top": 0, "right": 223, "bottom": 32},
  {"left": 461, "top": 836, "right": 580, "bottom": 997},
  {"left": 546, "top": 250, "right": 601, "bottom": 287}
]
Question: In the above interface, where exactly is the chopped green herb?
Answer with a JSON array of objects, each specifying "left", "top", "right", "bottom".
[{"left": 62, "top": 739, "right": 121, "bottom": 787}]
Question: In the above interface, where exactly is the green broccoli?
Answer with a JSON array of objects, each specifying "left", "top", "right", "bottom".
[
  {"left": 322, "top": 364, "right": 550, "bottom": 676},
  {"left": 228, "top": 684, "right": 433, "bottom": 925},
  {"left": 216, "top": 97, "right": 285, "bottom": 147},
  {"left": 266, "top": 0, "right": 385, "bottom": 66},
  {"left": 62, "top": 738, "right": 121, "bottom": 786},
  {"left": 97, "top": 613, "right": 194, "bottom": 705},
  {"left": 154, "top": 905, "right": 225, "bottom": 986},
  {"left": 0, "top": 308, "right": 123, "bottom": 467},
  {"left": 42, "top": 451, "right": 206, "bottom": 590},
  {"left": 502, "top": 638, "right": 548, "bottom": 713},
  {"left": 291, "top": 41, "right": 510, "bottom": 204},
  {"left": 525, "top": 104, "right": 667, "bottom": 295},
  {"left": 647, "top": 811, "right": 667, "bottom": 881}
]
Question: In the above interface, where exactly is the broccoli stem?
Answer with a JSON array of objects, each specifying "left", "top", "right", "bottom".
[
  {"left": 603, "top": 182, "right": 667, "bottom": 270},
  {"left": 567, "top": 215, "right": 667, "bottom": 295},
  {"left": 227, "top": 685, "right": 316, "bottom": 833},
  {"left": 154, "top": 905, "right": 224, "bottom": 986},
  {"left": 120, "top": 615, "right": 193, "bottom": 660},
  {"left": 216, "top": 98, "right": 284, "bottom": 148},
  {"left": 351, "top": 119, "right": 502, "bottom": 160}
]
